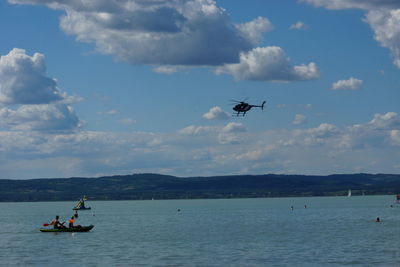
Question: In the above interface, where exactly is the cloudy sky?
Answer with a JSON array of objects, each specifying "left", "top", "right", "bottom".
[{"left": 0, "top": 0, "right": 400, "bottom": 179}]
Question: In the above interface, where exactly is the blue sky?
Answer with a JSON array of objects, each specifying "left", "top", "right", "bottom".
[{"left": 0, "top": 0, "right": 400, "bottom": 179}]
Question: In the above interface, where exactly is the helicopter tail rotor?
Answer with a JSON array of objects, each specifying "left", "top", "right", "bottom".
[{"left": 261, "top": 101, "right": 266, "bottom": 110}]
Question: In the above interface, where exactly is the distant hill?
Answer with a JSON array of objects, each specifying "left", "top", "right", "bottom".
[{"left": 0, "top": 173, "right": 399, "bottom": 202}]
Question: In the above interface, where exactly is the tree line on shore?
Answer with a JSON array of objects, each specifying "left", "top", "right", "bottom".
[{"left": 0, "top": 173, "right": 399, "bottom": 202}]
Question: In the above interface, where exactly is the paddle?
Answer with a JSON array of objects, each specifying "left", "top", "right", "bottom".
[{"left": 43, "top": 221, "right": 65, "bottom": 227}]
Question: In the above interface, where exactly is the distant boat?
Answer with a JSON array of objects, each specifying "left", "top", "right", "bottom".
[
  {"left": 73, "top": 206, "right": 91, "bottom": 210},
  {"left": 73, "top": 196, "right": 91, "bottom": 210},
  {"left": 396, "top": 194, "right": 400, "bottom": 204},
  {"left": 347, "top": 189, "right": 352, "bottom": 197}
]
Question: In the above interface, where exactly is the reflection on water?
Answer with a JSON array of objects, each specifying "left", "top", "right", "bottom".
[{"left": 0, "top": 196, "right": 399, "bottom": 266}]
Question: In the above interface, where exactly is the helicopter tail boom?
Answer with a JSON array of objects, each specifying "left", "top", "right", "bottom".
[{"left": 261, "top": 101, "right": 266, "bottom": 110}]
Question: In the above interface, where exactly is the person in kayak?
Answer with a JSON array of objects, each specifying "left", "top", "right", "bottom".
[
  {"left": 68, "top": 216, "right": 81, "bottom": 228},
  {"left": 50, "top": 216, "right": 66, "bottom": 229},
  {"left": 80, "top": 198, "right": 85, "bottom": 208},
  {"left": 75, "top": 197, "right": 87, "bottom": 209}
]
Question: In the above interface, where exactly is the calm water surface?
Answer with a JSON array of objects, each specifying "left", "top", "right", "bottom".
[{"left": 0, "top": 196, "right": 399, "bottom": 266}]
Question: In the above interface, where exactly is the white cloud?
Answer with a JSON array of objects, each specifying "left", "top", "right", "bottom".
[
  {"left": 0, "top": 48, "right": 66, "bottom": 105},
  {"left": 279, "top": 139, "right": 296, "bottom": 147},
  {"left": 217, "top": 132, "right": 241, "bottom": 145},
  {"left": 9, "top": 0, "right": 323, "bottom": 81},
  {"left": 178, "top": 122, "right": 245, "bottom": 145},
  {"left": 218, "top": 122, "right": 246, "bottom": 144},
  {"left": 215, "top": 46, "right": 319, "bottom": 82},
  {"left": 390, "top": 130, "right": 400, "bottom": 145},
  {"left": 178, "top": 125, "right": 216, "bottom": 135},
  {"left": 293, "top": 114, "right": 307, "bottom": 125},
  {"left": 368, "top": 112, "right": 400, "bottom": 129},
  {"left": 9, "top": 0, "right": 271, "bottom": 67},
  {"left": 299, "top": 0, "right": 400, "bottom": 10},
  {"left": 234, "top": 149, "right": 264, "bottom": 161},
  {"left": 365, "top": 9, "right": 400, "bottom": 68},
  {"left": 192, "top": 149, "right": 212, "bottom": 161},
  {"left": 0, "top": 104, "right": 81, "bottom": 132},
  {"left": 287, "top": 123, "right": 340, "bottom": 147},
  {"left": 300, "top": 0, "right": 400, "bottom": 68},
  {"left": 202, "top": 106, "right": 230, "bottom": 120},
  {"left": 331, "top": 77, "right": 363, "bottom": 90},
  {"left": 152, "top": 66, "right": 179, "bottom": 74},
  {"left": 1, "top": 112, "right": 400, "bottom": 178},
  {"left": 222, "top": 122, "right": 246, "bottom": 133},
  {"left": 0, "top": 48, "right": 82, "bottom": 132},
  {"left": 290, "top": 21, "right": 308, "bottom": 30},
  {"left": 307, "top": 123, "right": 339, "bottom": 137},
  {"left": 236, "top": 17, "right": 273, "bottom": 45}
]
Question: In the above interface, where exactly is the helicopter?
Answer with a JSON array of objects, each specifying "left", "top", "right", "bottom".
[{"left": 231, "top": 99, "right": 266, "bottom": 116}]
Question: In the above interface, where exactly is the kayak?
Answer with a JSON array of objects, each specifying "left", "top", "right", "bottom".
[
  {"left": 72, "top": 207, "right": 91, "bottom": 210},
  {"left": 40, "top": 225, "right": 94, "bottom": 232}
]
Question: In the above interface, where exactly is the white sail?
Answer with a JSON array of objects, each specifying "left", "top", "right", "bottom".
[{"left": 347, "top": 189, "right": 352, "bottom": 197}]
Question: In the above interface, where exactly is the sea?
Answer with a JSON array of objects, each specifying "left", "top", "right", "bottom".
[{"left": 0, "top": 195, "right": 399, "bottom": 266}]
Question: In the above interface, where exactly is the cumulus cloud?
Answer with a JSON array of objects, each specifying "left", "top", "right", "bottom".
[
  {"left": 390, "top": 130, "right": 400, "bottom": 145},
  {"left": 179, "top": 121, "right": 244, "bottom": 134},
  {"left": 0, "top": 104, "right": 81, "bottom": 131},
  {"left": 332, "top": 112, "right": 400, "bottom": 149},
  {"left": 0, "top": 48, "right": 66, "bottom": 105},
  {"left": 152, "top": 66, "right": 179, "bottom": 74},
  {"left": 178, "top": 125, "right": 216, "bottom": 135},
  {"left": 215, "top": 46, "right": 319, "bottom": 82},
  {"left": 236, "top": 17, "right": 273, "bottom": 45},
  {"left": 331, "top": 77, "right": 363, "bottom": 90},
  {"left": 217, "top": 132, "right": 241, "bottom": 145},
  {"left": 234, "top": 149, "right": 264, "bottom": 161},
  {"left": 368, "top": 112, "right": 400, "bottom": 129},
  {"left": 9, "top": 0, "right": 322, "bottom": 81},
  {"left": 1, "top": 112, "right": 400, "bottom": 178},
  {"left": 9, "top": 0, "right": 271, "bottom": 67},
  {"left": 178, "top": 122, "right": 246, "bottom": 145},
  {"left": 202, "top": 106, "right": 230, "bottom": 120},
  {"left": 299, "top": 0, "right": 400, "bottom": 10},
  {"left": 293, "top": 114, "right": 307, "bottom": 125},
  {"left": 0, "top": 48, "right": 82, "bottom": 132},
  {"left": 217, "top": 122, "right": 246, "bottom": 144},
  {"left": 365, "top": 9, "right": 400, "bottom": 68},
  {"left": 290, "top": 21, "right": 308, "bottom": 30},
  {"left": 300, "top": 0, "right": 400, "bottom": 68},
  {"left": 222, "top": 122, "right": 246, "bottom": 133},
  {"left": 307, "top": 123, "right": 339, "bottom": 137}
]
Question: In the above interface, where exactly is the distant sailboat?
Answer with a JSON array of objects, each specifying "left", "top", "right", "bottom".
[
  {"left": 73, "top": 195, "right": 91, "bottom": 210},
  {"left": 347, "top": 189, "right": 352, "bottom": 197}
]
